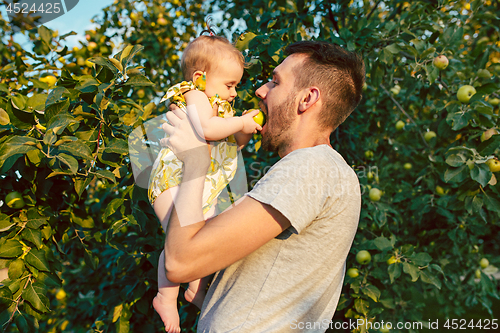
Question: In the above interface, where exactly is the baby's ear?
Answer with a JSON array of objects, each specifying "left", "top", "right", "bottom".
[{"left": 192, "top": 70, "right": 204, "bottom": 83}]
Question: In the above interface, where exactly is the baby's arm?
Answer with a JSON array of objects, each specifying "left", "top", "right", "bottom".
[
  {"left": 234, "top": 132, "right": 253, "bottom": 150},
  {"left": 184, "top": 90, "right": 261, "bottom": 141}
]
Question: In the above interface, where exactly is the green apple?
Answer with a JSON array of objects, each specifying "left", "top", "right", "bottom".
[
  {"left": 395, "top": 120, "right": 405, "bottom": 130},
  {"left": 424, "top": 131, "right": 436, "bottom": 142},
  {"left": 486, "top": 158, "right": 500, "bottom": 172},
  {"left": 356, "top": 250, "right": 371, "bottom": 265},
  {"left": 475, "top": 269, "right": 482, "bottom": 279},
  {"left": 435, "top": 185, "right": 445, "bottom": 196},
  {"left": 362, "top": 82, "right": 368, "bottom": 91},
  {"left": 252, "top": 110, "right": 266, "bottom": 126},
  {"left": 490, "top": 97, "right": 500, "bottom": 106},
  {"left": 480, "top": 128, "right": 498, "bottom": 142},
  {"left": 367, "top": 171, "right": 374, "bottom": 181},
  {"left": 479, "top": 258, "right": 489, "bottom": 269},
  {"left": 88, "top": 42, "right": 98, "bottom": 51},
  {"left": 390, "top": 85, "right": 401, "bottom": 95},
  {"left": 55, "top": 289, "right": 67, "bottom": 300},
  {"left": 433, "top": 55, "right": 449, "bottom": 70},
  {"left": 369, "top": 188, "right": 382, "bottom": 201},
  {"left": 5, "top": 191, "right": 25, "bottom": 209},
  {"left": 346, "top": 268, "right": 359, "bottom": 278},
  {"left": 404, "top": 163, "right": 412, "bottom": 170},
  {"left": 137, "top": 89, "right": 146, "bottom": 99},
  {"left": 477, "top": 69, "right": 491, "bottom": 78},
  {"left": 157, "top": 17, "right": 168, "bottom": 26},
  {"left": 365, "top": 150, "right": 374, "bottom": 159},
  {"left": 457, "top": 85, "right": 476, "bottom": 103}
]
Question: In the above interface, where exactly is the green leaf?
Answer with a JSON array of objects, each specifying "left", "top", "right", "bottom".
[
  {"left": 25, "top": 211, "right": 49, "bottom": 229},
  {"left": 45, "top": 87, "right": 69, "bottom": 108},
  {"left": 124, "top": 75, "right": 154, "bottom": 87},
  {"left": 379, "top": 298, "right": 395, "bottom": 309},
  {"left": 113, "top": 303, "right": 123, "bottom": 323},
  {"left": 45, "top": 99, "right": 70, "bottom": 122},
  {"left": 388, "top": 263, "right": 401, "bottom": 283},
  {"left": 444, "top": 165, "right": 468, "bottom": 183},
  {"left": 26, "top": 94, "right": 48, "bottom": 112},
  {"left": 0, "top": 217, "right": 15, "bottom": 232},
  {"left": 235, "top": 32, "right": 257, "bottom": 50},
  {"left": 25, "top": 249, "right": 50, "bottom": 272},
  {"left": 7, "top": 259, "right": 25, "bottom": 280},
  {"left": 11, "top": 93, "right": 27, "bottom": 111},
  {"left": 14, "top": 314, "right": 30, "bottom": 333},
  {"left": 96, "top": 169, "right": 116, "bottom": 183},
  {"left": 470, "top": 163, "right": 492, "bottom": 187},
  {"left": 0, "top": 239, "right": 24, "bottom": 258},
  {"left": 84, "top": 248, "right": 99, "bottom": 270},
  {"left": 47, "top": 113, "right": 77, "bottom": 135},
  {"left": 37, "top": 272, "right": 62, "bottom": 287},
  {"left": 71, "top": 211, "right": 95, "bottom": 228},
  {"left": 403, "top": 262, "right": 420, "bottom": 282},
  {"left": 446, "top": 154, "right": 466, "bottom": 167},
  {"left": 0, "top": 286, "right": 14, "bottom": 313},
  {"left": 103, "top": 198, "right": 125, "bottom": 220},
  {"left": 105, "top": 138, "right": 128, "bottom": 155},
  {"left": 420, "top": 270, "right": 442, "bottom": 289},
  {"left": 373, "top": 236, "right": 393, "bottom": 251},
  {"left": 74, "top": 175, "right": 95, "bottom": 198},
  {"left": 38, "top": 25, "right": 52, "bottom": 44},
  {"left": 21, "top": 228, "right": 42, "bottom": 249},
  {"left": 22, "top": 282, "right": 50, "bottom": 313},
  {"left": 483, "top": 193, "right": 500, "bottom": 213},
  {"left": 385, "top": 44, "right": 400, "bottom": 54},
  {"left": 446, "top": 111, "right": 470, "bottom": 130},
  {"left": 117, "top": 319, "right": 130, "bottom": 333},
  {"left": 478, "top": 135, "right": 500, "bottom": 155},
  {"left": 354, "top": 298, "right": 369, "bottom": 315},
  {"left": 56, "top": 153, "right": 79, "bottom": 174},
  {"left": 410, "top": 252, "right": 432, "bottom": 266},
  {"left": 89, "top": 57, "right": 118, "bottom": 73},
  {"left": 0, "top": 108, "right": 10, "bottom": 125},
  {"left": 419, "top": 46, "right": 436, "bottom": 59},
  {"left": 362, "top": 284, "right": 381, "bottom": 302},
  {"left": 75, "top": 76, "right": 100, "bottom": 93}
]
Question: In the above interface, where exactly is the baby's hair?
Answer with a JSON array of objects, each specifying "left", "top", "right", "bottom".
[{"left": 181, "top": 19, "right": 245, "bottom": 81}]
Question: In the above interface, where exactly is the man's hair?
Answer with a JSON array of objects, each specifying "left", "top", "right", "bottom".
[
  {"left": 181, "top": 35, "right": 245, "bottom": 81},
  {"left": 285, "top": 41, "right": 365, "bottom": 131}
]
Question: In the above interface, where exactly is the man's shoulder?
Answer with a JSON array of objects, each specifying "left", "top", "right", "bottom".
[{"left": 281, "top": 144, "right": 354, "bottom": 175}]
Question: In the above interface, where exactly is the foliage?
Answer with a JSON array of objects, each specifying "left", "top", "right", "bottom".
[{"left": 1, "top": 0, "right": 500, "bottom": 332}]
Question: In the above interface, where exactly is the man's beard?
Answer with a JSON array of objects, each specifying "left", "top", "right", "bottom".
[{"left": 260, "top": 94, "right": 296, "bottom": 154}]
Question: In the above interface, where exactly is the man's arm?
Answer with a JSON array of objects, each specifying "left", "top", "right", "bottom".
[{"left": 164, "top": 174, "right": 290, "bottom": 283}]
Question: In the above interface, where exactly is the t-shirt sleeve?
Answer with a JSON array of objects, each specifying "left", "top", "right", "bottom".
[{"left": 246, "top": 149, "right": 336, "bottom": 234}]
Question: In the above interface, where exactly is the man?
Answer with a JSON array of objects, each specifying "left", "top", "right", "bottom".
[{"left": 162, "top": 41, "right": 365, "bottom": 332}]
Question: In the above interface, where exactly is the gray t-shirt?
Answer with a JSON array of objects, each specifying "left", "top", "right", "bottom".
[{"left": 198, "top": 144, "right": 361, "bottom": 332}]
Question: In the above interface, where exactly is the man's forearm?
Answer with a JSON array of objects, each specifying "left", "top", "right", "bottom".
[{"left": 164, "top": 160, "right": 207, "bottom": 281}]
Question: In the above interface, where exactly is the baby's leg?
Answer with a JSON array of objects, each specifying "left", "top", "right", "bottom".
[
  {"left": 153, "top": 187, "right": 181, "bottom": 333},
  {"left": 183, "top": 201, "right": 217, "bottom": 310}
]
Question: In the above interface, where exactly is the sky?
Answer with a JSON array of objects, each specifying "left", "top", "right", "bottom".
[{"left": 1, "top": 0, "right": 115, "bottom": 48}]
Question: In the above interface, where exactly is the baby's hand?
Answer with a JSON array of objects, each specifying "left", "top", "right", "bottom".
[{"left": 240, "top": 109, "right": 262, "bottom": 134}]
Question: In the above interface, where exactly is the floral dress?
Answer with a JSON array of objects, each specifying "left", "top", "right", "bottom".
[{"left": 147, "top": 81, "right": 238, "bottom": 215}]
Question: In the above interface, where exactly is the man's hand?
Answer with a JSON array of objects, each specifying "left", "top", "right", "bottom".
[
  {"left": 240, "top": 109, "right": 262, "bottom": 134},
  {"left": 162, "top": 105, "right": 211, "bottom": 170}
]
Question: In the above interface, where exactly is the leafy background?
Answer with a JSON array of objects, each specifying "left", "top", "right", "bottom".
[{"left": 1, "top": 0, "right": 499, "bottom": 332}]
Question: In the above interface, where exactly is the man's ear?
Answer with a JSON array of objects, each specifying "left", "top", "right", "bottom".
[
  {"left": 298, "top": 87, "right": 320, "bottom": 112},
  {"left": 192, "top": 70, "right": 204, "bottom": 83}
]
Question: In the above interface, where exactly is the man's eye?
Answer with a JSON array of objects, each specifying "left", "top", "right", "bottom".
[{"left": 271, "top": 81, "right": 278, "bottom": 86}]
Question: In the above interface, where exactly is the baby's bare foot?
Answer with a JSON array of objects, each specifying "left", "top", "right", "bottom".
[
  {"left": 153, "top": 292, "right": 181, "bottom": 333},
  {"left": 184, "top": 280, "right": 206, "bottom": 309}
]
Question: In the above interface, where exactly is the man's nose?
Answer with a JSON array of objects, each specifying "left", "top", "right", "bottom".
[{"left": 256, "top": 83, "right": 269, "bottom": 99}]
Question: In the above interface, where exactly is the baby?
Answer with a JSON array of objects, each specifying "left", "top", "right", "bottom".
[{"left": 148, "top": 31, "right": 261, "bottom": 332}]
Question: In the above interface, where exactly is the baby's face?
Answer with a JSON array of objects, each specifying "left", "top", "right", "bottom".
[{"left": 204, "top": 58, "right": 244, "bottom": 102}]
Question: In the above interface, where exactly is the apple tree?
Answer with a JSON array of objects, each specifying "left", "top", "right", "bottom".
[{"left": 1, "top": 0, "right": 500, "bottom": 332}]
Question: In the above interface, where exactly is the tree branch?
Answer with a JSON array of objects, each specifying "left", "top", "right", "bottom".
[
  {"left": 366, "top": 0, "right": 382, "bottom": 21},
  {"left": 379, "top": 84, "right": 430, "bottom": 148}
]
